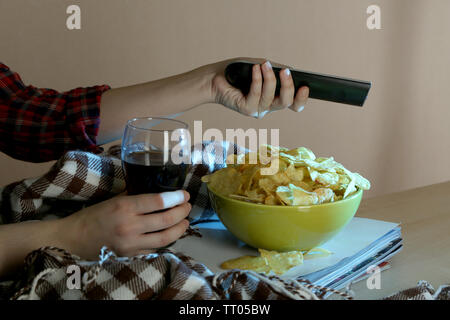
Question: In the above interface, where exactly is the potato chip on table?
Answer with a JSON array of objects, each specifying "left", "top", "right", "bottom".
[
  {"left": 220, "top": 248, "right": 333, "bottom": 275},
  {"left": 220, "top": 249, "right": 303, "bottom": 275}
]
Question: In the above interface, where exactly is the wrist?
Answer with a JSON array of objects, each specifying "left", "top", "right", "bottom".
[
  {"left": 52, "top": 215, "right": 83, "bottom": 256},
  {"left": 191, "top": 63, "right": 219, "bottom": 105}
]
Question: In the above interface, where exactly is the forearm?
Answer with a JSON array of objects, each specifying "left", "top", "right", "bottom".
[
  {"left": 97, "top": 64, "right": 216, "bottom": 144},
  {"left": 0, "top": 219, "right": 66, "bottom": 277}
]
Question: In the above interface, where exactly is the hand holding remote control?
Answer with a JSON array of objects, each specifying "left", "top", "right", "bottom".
[
  {"left": 225, "top": 61, "right": 371, "bottom": 107},
  {"left": 211, "top": 59, "right": 309, "bottom": 118}
]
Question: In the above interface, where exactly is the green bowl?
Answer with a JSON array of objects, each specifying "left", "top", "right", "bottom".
[{"left": 207, "top": 186, "right": 363, "bottom": 251}]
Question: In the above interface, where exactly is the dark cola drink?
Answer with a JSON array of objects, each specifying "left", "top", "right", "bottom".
[{"left": 122, "top": 150, "right": 190, "bottom": 195}]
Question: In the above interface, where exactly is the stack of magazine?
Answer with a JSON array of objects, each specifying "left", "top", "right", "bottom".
[
  {"left": 299, "top": 225, "right": 402, "bottom": 297},
  {"left": 173, "top": 217, "right": 403, "bottom": 297}
]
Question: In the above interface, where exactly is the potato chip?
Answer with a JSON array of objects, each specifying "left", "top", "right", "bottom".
[
  {"left": 292, "top": 180, "right": 315, "bottom": 192},
  {"left": 220, "top": 255, "right": 270, "bottom": 273},
  {"left": 202, "top": 145, "right": 370, "bottom": 206},
  {"left": 353, "top": 172, "right": 371, "bottom": 190},
  {"left": 284, "top": 147, "right": 316, "bottom": 160},
  {"left": 285, "top": 163, "right": 304, "bottom": 182},
  {"left": 268, "top": 171, "right": 290, "bottom": 185},
  {"left": 279, "top": 152, "right": 300, "bottom": 164},
  {"left": 258, "top": 178, "right": 277, "bottom": 194},
  {"left": 276, "top": 184, "right": 319, "bottom": 206},
  {"left": 244, "top": 189, "right": 266, "bottom": 203},
  {"left": 260, "top": 144, "right": 289, "bottom": 154},
  {"left": 237, "top": 166, "right": 260, "bottom": 194},
  {"left": 309, "top": 169, "right": 340, "bottom": 186},
  {"left": 314, "top": 188, "right": 335, "bottom": 204},
  {"left": 340, "top": 167, "right": 358, "bottom": 199},
  {"left": 264, "top": 194, "right": 280, "bottom": 205},
  {"left": 303, "top": 247, "right": 333, "bottom": 260},
  {"left": 337, "top": 174, "right": 351, "bottom": 185},
  {"left": 259, "top": 249, "right": 304, "bottom": 275},
  {"left": 201, "top": 167, "right": 241, "bottom": 196},
  {"left": 220, "top": 249, "right": 303, "bottom": 275},
  {"left": 261, "top": 157, "right": 288, "bottom": 173}
]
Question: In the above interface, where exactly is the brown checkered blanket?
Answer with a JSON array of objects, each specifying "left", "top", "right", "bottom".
[
  {"left": 6, "top": 246, "right": 329, "bottom": 300},
  {"left": 0, "top": 142, "right": 448, "bottom": 300},
  {"left": 383, "top": 280, "right": 450, "bottom": 300}
]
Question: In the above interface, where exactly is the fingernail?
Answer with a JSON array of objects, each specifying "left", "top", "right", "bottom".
[
  {"left": 284, "top": 68, "right": 291, "bottom": 76},
  {"left": 264, "top": 61, "right": 272, "bottom": 70},
  {"left": 160, "top": 190, "right": 185, "bottom": 209},
  {"left": 297, "top": 106, "right": 305, "bottom": 112}
]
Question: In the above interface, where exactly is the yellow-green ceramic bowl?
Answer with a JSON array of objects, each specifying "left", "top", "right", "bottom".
[{"left": 207, "top": 186, "right": 363, "bottom": 251}]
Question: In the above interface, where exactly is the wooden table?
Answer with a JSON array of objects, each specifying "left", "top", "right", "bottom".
[{"left": 349, "top": 181, "right": 450, "bottom": 299}]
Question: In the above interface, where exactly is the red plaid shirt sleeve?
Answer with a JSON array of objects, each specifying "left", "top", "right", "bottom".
[{"left": 0, "top": 62, "right": 110, "bottom": 162}]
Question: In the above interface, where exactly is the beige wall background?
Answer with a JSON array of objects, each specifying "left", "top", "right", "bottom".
[{"left": 0, "top": 0, "right": 449, "bottom": 198}]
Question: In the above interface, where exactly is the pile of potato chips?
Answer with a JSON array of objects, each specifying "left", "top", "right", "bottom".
[
  {"left": 220, "top": 248, "right": 332, "bottom": 275},
  {"left": 202, "top": 145, "right": 370, "bottom": 206}
]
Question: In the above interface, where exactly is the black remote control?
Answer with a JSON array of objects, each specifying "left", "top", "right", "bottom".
[{"left": 225, "top": 61, "right": 371, "bottom": 107}]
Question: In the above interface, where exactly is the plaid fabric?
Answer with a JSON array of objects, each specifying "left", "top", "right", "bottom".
[
  {"left": 0, "top": 141, "right": 244, "bottom": 225},
  {"left": 0, "top": 148, "right": 125, "bottom": 223},
  {"left": 7, "top": 246, "right": 327, "bottom": 300},
  {"left": 383, "top": 281, "right": 450, "bottom": 300},
  {"left": 0, "top": 62, "right": 110, "bottom": 162}
]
